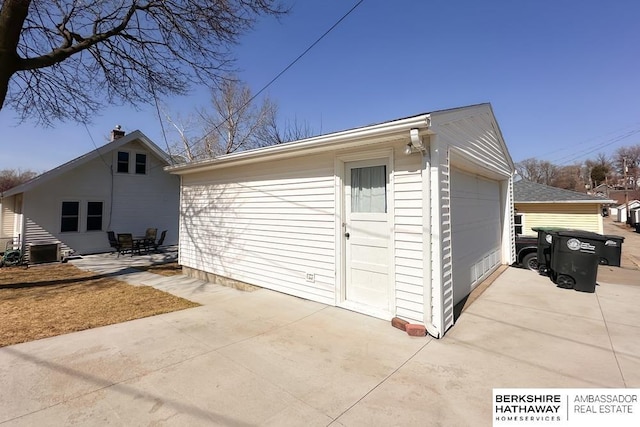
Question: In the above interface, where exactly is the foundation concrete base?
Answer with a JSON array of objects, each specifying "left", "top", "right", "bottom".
[{"left": 182, "top": 266, "right": 261, "bottom": 292}]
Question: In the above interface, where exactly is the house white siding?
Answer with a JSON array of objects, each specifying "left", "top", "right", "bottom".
[
  {"left": 20, "top": 139, "right": 179, "bottom": 255},
  {"left": 1, "top": 196, "right": 17, "bottom": 238},
  {"left": 0, "top": 195, "right": 19, "bottom": 250},
  {"left": 180, "top": 153, "right": 337, "bottom": 304}
]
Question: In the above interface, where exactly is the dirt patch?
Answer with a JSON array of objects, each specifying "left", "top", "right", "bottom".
[
  {"left": 134, "top": 262, "right": 183, "bottom": 276},
  {"left": 0, "top": 263, "right": 199, "bottom": 347}
]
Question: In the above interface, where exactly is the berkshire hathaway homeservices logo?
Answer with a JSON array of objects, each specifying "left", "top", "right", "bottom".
[{"left": 493, "top": 389, "right": 640, "bottom": 426}]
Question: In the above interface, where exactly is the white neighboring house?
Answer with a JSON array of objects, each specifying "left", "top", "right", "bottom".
[
  {"left": 168, "top": 103, "right": 516, "bottom": 338},
  {"left": 0, "top": 128, "right": 180, "bottom": 260}
]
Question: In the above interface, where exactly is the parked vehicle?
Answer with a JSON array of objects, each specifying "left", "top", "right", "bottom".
[{"left": 515, "top": 234, "right": 539, "bottom": 271}]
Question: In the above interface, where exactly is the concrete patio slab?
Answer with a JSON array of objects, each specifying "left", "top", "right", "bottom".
[{"left": 2, "top": 248, "right": 638, "bottom": 426}]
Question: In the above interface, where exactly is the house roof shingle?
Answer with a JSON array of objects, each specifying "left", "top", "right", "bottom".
[{"left": 514, "top": 179, "right": 615, "bottom": 204}]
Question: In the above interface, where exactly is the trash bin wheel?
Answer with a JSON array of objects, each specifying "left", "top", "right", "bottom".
[
  {"left": 599, "top": 257, "right": 609, "bottom": 265},
  {"left": 522, "top": 253, "right": 539, "bottom": 272},
  {"left": 556, "top": 274, "right": 575, "bottom": 289}
]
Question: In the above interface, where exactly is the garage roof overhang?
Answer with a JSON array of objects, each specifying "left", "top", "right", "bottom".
[{"left": 166, "top": 114, "right": 434, "bottom": 175}]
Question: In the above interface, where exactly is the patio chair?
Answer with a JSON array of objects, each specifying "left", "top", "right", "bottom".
[
  {"left": 107, "top": 231, "right": 121, "bottom": 254},
  {"left": 151, "top": 230, "right": 167, "bottom": 253},
  {"left": 117, "top": 233, "right": 138, "bottom": 257},
  {"left": 139, "top": 228, "right": 158, "bottom": 253},
  {"left": 145, "top": 228, "right": 157, "bottom": 241}
]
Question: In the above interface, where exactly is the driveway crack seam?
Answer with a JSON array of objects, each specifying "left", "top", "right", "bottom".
[
  {"left": 328, "top": 338, "right": 434, "bottom": 425},
  {"left": 595, "top": 292, "right": 627, "bottom": 387}
]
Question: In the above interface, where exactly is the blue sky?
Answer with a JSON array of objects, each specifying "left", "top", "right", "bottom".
[{"left": 1, "top": 0, "right": 639, "bottom": 172}]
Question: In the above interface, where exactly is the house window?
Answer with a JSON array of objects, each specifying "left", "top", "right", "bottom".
[
  {"left": 514, "top": 213, "right": 524, "bottom": 235},
  {"left": 135, "top": 153, "right": 147, "bottom": 174},
  {"left": 117, "top": 151, "right": 129, "bottom": 173},
  {"left": 86, "top": 202, "right": 103, "bottom": 231},
  {"left": 61, "top": 201, "right": 80, "bottom": 232}
]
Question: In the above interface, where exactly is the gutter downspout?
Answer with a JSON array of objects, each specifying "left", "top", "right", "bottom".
[{"left": 422, "top": 130, "right": 440, "bottom": 338}]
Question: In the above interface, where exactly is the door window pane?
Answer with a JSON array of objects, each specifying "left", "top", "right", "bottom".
[
  {"left": 61, "top": 201, "right": 79, "bottom": 232},
  {"left": 351, "top": 165, "right": 387, "bottom": 213},
  {"left": 86, "top": 202, "right": 103, "bottom": 231}
]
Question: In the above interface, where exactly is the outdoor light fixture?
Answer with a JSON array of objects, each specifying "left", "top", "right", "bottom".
[{"left": 404, "top": 128, "right": 425, "bottom": 155}]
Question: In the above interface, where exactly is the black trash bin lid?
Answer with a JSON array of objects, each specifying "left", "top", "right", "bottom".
[
  {"left": 532, "top": 227, "right": 569, "bottom": 232},
  {"left": 554, "top": 230, "right": 607, "bottom": 241},
  {"left": 604, "top": 235, "right": 625, "bottom": 242}
]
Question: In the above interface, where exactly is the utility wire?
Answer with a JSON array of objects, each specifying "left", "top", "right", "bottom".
[
  {"left": 554, "top": 128, "right": 640, "bottom": 165},
  {"left": 542, "top": 122, "right": 640, "bottom": 159},
  {"left": 182, "top": 0, "right": 366, "bottom": 157}
]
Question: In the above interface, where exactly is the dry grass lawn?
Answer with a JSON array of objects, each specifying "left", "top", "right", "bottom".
[{"left": 0, "top": 263, "right": 199, "bottom": 347}]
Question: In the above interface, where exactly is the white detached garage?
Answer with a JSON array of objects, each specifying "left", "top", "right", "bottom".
[{"left": 168, "top": 103, "right": 516, "bottom": 337}]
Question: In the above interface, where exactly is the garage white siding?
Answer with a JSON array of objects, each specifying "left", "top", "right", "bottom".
[
  {"left": 179, "top": 153, "right": 337, "bottom": 305},
  {"left": 435, "top": 109, "right": 513, "bottom": 175},
  {"left": 450, "top": 169, "right": 502, "bottom": 305},
  {"left": 172, "top": 103, "right": 516, "bottom": 338},
  {"left": 430, "top": 105, "right": 514, "bottom": 334},
  {"left": 392, "top": 144, "right": 425, "bottom": 323}
]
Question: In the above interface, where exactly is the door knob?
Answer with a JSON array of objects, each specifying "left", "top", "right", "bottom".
[{"left": 345, "top": 232, "right": 350, "bottom": 239}]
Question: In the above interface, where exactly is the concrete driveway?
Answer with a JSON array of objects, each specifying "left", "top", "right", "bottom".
[{"left": 1, "top": 252, "right": 639, "bottom": 426}]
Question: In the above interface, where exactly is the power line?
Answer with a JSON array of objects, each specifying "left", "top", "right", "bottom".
[
  {"left": 542, "top": 122, "right": 640, "bottom": 159},
  {"left": 182, "top": 0, "right": 366, "bottom": 157},
  {"left": 554, "top": 127, "right": 640, "bottom": 165}
]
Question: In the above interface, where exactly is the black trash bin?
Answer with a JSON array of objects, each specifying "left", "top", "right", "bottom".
[
  {"left": 531, "top": 227, "right": 568, "bottom": 275},
  {"left": 600, "top": 235, "right": 624, "bottom": 267},
  {"left": 548, "top": 230, "right": 607, "bottom": 292}
]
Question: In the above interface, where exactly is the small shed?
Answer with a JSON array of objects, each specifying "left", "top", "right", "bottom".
[
  {"left": 614, "top": 200, "right": 640, "bottom": 223},
  {"left": 168, "top": 103, "right": 516, "bottom": 338},
  {"left": 513, "top": 180, "right": 614, "bottom": 234}
]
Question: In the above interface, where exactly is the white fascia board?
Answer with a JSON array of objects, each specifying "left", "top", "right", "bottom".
[{"left": 166, "top": 115, "right": 433, "bottom": 175}]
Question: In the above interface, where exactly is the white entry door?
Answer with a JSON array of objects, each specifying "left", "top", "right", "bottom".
[{"left": 344, "top": 159, "right": 391, "bottom": 317}]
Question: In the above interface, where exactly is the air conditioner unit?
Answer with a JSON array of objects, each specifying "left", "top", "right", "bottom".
[{"left": 29, "top": 242, "right": 61, "bottom": 264}]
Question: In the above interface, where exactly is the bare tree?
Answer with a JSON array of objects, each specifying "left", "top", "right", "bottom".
[
  {"left": 516, "top": 158, "right": 559, "bottom": 185},
  {"left": 261, "top": 112, "right": 315, "bottom": 144},
  {"left": 0, "top": 169, "right": 38, "bottom": 193},
  {"left": 166, "top": 77, "right": 316, "bottom": 161},
  {"left": 0, "top": 0, "right": 285, "bottom": 125},
  {"left": 551, "top": 164, "right": 585, "bottom": 191},
  {"left": 198, "top": 78, "right": 279, "bottom": 155},
  {"left": 164, "top": 110, "right": 219, "bottom": 162}
]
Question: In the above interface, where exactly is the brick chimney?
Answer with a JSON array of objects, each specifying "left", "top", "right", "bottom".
[{"left": 110, "top": 125, "right": 125, "bottom": 141}]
